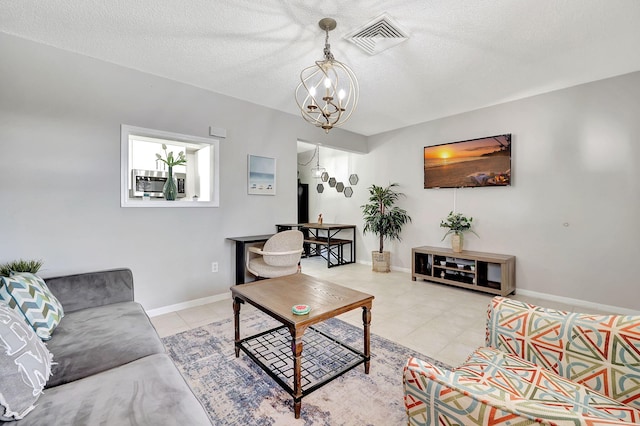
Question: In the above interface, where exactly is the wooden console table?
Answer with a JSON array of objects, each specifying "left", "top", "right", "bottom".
[
  {"left": 276, "top": 223, "right": 356, "bottom": 268},
  {"left": 412, "top": 246, "right": 515, "bottom": 296}
]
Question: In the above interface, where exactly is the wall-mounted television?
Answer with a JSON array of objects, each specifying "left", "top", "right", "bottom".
[{"left": 424, "top": 134, "right": 511, "bottom": 189}]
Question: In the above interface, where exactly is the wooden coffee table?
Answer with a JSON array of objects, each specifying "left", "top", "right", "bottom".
[{"left": 231, "top": 274, "right": 374, "bottom": 418}]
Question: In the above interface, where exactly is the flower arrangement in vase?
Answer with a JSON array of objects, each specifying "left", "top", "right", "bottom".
[
  {"left": 156, "top": 144, "right": 187, "bottom": 200},
  {"left": 440, "top": 211, "right": 478, "bottom": 252}
]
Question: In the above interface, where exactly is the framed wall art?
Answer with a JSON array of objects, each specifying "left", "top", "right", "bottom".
[{"left": 248, "top": 155, "right": 276, "bottom": 195}]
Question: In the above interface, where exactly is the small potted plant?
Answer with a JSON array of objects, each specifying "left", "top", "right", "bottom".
[
  {"left": 440, "top": 211, "right": 478, "bottom": 252},
  {"left": 361, "top": 183, "right": 411, "bottom": 272},
  {"left": 0, "top": 259, "right": 43, "bottom": 277}
]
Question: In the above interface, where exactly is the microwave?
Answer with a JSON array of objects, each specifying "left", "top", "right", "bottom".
[{"left": 130, "top": 169, "right": 186, "bottom": 198}]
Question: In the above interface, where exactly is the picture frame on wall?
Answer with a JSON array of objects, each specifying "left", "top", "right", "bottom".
[{"left": 248, "top": 155, "right": 276, "bottom": 195}]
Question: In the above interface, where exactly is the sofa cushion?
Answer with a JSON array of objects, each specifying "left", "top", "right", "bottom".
[
  {"left": 22, "top": 353, "right": 212, "bottom": 425},
  {"left": 0, "top": 273, "right": 64, "bottom": 340},
  {"left": 45, "top": 301, "right": 165, "bottom": 388},
  {"left": 486, "top": 296, "right": 640, "bottom": 410},
  {"left": 464, "top": 347, "right": 640, "bottom": 421},
  {"left": 404, "top": 347, "right": 640, "bottom": 425},
  {"left": 0, "top": 302, "right": 53, "bottom": 421},
  {"left": 43, "top": 269, "right": 134, "bottom": 313}
]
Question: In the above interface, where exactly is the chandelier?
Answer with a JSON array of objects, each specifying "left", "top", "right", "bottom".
[{"left": 295, "top": 18, "right": 359, "bottom": 133}]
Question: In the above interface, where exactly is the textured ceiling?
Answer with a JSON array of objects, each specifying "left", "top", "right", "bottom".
[{"left": 2, "top": 1, "right": 640, "bottom": 136}]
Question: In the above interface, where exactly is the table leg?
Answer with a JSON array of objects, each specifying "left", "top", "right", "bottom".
[
  {"left": 290, "top": 328, "right": 304, "bottom": 418},
  {"left": 326, "top": 231, "right": 331, "bottom": 268},
  {"left": 234, "top": 242, "right": 246, "bottom": 285},
  {"left": 233, "top": 299, "right": 241, "bottom": 357},
  {"left": 362, "top": 305, "right": 371, "bottom": 374},
  {"left": 303, "top": 228, "right": 311, "bottom": 257},
  {"left": 352, "top": 226, "right": 356, "bottom": 263}
]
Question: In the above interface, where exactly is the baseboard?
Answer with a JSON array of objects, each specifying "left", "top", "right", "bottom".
[
  {"left": 514, "top": 288, "right": 639, "bottom": 315},
  {"left": 146, "top": 291, "right": 230, "bottom": 317},
  {"left": 146, "top": 267, "right": 639, "bottom": 317},
  {"left": 357, "top": 259, "right": 410, "bottom": 273},
  {"left": 357, "top": 260, "right": 637, "bottom": 314}
]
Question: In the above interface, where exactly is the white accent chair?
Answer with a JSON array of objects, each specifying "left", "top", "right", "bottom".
[{"left": 246, "top": 230, "right": 304, "bottom": 279}]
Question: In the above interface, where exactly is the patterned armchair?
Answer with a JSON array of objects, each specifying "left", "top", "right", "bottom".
[{"left": 403, "top": 296, "right": 640, "bottom": 425}]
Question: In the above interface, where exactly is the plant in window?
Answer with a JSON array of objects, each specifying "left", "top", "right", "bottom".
[
  {"left": 155, "top": 144, "right": 187, "bottom": 168},
  {"left": 156, "top": 144, "right": 186, "bottom": 200}
]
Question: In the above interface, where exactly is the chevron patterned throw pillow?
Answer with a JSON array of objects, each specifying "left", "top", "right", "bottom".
[{"left": 0, "top": 272, "right": 64, "bottom": 341}]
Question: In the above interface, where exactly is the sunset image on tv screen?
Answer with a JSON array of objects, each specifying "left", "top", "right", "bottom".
[{"left": 424, "top": 134, "right": 511, "bottom": 188}]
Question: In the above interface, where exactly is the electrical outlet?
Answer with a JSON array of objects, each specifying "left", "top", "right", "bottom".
[{"left": 211, "top": 262, "right": 218, "bottom": 273}]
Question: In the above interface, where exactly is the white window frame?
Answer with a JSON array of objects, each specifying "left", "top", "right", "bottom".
[{"left": 120, "top": 124, "right": 220, "bottom": 208}]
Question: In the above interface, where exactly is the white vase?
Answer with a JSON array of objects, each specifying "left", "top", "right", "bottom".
[{"left": 451, "top": 233, "right": 463, "bottom": 252}]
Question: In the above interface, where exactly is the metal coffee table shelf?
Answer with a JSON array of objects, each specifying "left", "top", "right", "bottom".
[{"left": 237, "top": 325, "right": 366, "bottom": 398}]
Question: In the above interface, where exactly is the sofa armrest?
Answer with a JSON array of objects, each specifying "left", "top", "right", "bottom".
[
  {"left": 485, "top": 296, "right": 640, "bottom": 410},
  {"left": 248, "top": 246, "right": 302, "bottom": 256},
  {"left": 43, "top": 268, "right": 134, "bottom": 313},
  {"left": 403, "top": 356, "right": 539, "bottom": 425}
]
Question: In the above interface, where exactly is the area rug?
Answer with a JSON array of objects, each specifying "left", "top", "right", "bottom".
[{"left": 162, "top": 312, "right": 452, "bottom": 425}]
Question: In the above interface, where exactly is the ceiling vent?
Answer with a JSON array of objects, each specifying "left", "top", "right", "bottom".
[{"left": 344, "top": 13, "right": 410, "bottom": 56}]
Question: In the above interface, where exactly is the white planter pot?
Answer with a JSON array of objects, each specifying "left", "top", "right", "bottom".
[
  {"left": 451, "top": 233, "right": 463, "bottom": 252},
  {"left": 372, "top": 251, "right": 391, "bottom": 272}
]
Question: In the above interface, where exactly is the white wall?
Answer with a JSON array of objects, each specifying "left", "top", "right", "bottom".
[
  {"left": 301, "top": 72, "right": 640, "bottom": 311},
  {"left": 0, "top": 33, "right": 366, "bottom": 310},
  {"left": 3, "top": 32, "right": 638, "bottom": 312}
]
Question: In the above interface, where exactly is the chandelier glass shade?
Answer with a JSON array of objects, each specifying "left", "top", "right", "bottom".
[
  {"left": 310, "top": 146, "right": 325, "bottom": 179},
  {"left": 295, "top": 18, "right": 359, "bottom": 133}
]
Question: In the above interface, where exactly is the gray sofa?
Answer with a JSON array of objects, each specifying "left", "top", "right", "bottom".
[{"left": 10, "top": 268, "right": 212, "bottom": 425}]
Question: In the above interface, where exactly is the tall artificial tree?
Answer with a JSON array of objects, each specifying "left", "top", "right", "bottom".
[{"left": 361, "top": 183, "right": 411, "bottom": 253}]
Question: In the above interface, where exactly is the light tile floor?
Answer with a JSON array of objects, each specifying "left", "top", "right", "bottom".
[{"left": 151, "top": 257, "right": 616, "bottom": 367}]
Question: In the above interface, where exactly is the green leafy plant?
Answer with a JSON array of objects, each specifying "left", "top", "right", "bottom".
[
  {"left": 440, "top": 211, "right": 478, "bottom": 240},
  {"left": 155, "top": 144, "right": 187, "bottom": 168},
  {"left": 361, "top": 183, "right": 412, "bottom": 253},
  {"left": 0, "top": 259, "right": 43, "bottom": 277}
]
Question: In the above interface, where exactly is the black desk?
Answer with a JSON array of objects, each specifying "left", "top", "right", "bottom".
[{"left": 226, "top": 234, "right": 273, "bottom": 284}]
